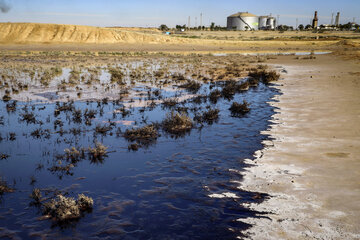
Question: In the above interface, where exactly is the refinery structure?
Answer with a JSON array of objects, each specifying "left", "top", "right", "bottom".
[
  {"left": 227, "top": 12, "right": 276, "bottom": 30},
  {"left": 227, "top": 11, "right": 347, "bottom": 31}
]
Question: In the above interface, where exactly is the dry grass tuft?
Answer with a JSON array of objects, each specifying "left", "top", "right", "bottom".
[
  {"left": 162, "top": 112, "right": 193, "bottom": 134},
  {"left": 124, "top": 125, "right": 158, "bottom": 144},
  {"left": 248, "top": 67, "right": 280, "bottom": 84},
  {"left": 42, "top": 194, "right": 93, "bottom": 222},
  {"left": 88, "top": 142, "right": 108, "bottom": 162},
  {"left": 229, "top": 100, "right": 250, "bottom": 116}
]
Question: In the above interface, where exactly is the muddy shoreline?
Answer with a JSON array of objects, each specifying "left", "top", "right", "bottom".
[{"left": 241, "top": 54, "right": 360, "bottom": 239}]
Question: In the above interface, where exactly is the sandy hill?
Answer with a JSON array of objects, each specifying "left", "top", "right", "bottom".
[{"left": 0, "top": 22, "right": 189, "bottom": 44}]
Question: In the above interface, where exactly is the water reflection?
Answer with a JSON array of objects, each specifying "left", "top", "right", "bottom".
[{"left": 0, "top": 80, "right": 278, "bottom": 239}]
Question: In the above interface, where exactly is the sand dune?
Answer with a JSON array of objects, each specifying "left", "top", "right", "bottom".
[{"left": 0, "top": 22, "right": 190, "bottom": 44}]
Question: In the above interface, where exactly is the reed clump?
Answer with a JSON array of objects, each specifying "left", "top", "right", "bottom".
[
  {"left": 229, "top": 100, "right": 250, "bottom": 116},
  {"left": 162, "top": 112, "right": 193, "bottom": 134},
  {"left": 124, "top": 125, "right": 158, "bottom": 144}
]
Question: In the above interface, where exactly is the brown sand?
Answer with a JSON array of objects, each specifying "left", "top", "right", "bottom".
[
  {"left": 241, "top": 54, "right": 360, "bottom": 239},
  {"left": 0, "top": 22, "right": 192, "bottom": 44},
  {"left": 1, "top": 22, "right": 358, "bottom": 53}
]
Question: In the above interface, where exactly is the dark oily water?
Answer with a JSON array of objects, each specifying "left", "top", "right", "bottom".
[{"left": 0, "top": 81, "right": 278, "bottom": 239}]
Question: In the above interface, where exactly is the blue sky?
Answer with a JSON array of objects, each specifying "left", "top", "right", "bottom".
[{"left": 0, "top": 0, "right": 358, "bottom": 27}]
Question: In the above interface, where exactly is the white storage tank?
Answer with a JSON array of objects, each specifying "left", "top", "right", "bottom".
[
  {"left": 267, "top": 17, "right": 276, "bottom": 30},
  {"left": 227, "top": 12, "right": 259, "bottom": 31},
  {"left": 259, "top": 16, "right": 268, "bottom": 30}
]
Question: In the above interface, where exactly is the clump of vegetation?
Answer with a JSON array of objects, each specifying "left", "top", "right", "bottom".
[
  {"left": 221, "top": 81, "right": 237, "bottom": 99},
  {"left": 154, "top": 69, "right": 165, "bottom": 78},
  {"left": 248, "top": 66, "right": 280, "bottom": 84},
  {"left": 69, "top": 127, "right": 82, "bottom": 136},
  {"left": 172, "top": 73, "right": 186, "bottom": 81},
  {"left": 48, "top": 162, "right": 75, "bottom": 177},
  {"left": 30, "top": 188, "right": 42, "bottom": 203},
  {"left": 162, "top": 112, "right": 193, "bottom": 134},
  {"left": 39, "top": 66, "right": 63, "bottom": 86},
  {"left": 6, "top": 101, "right": 17, "bottom": 112},
  {"left": 261, "top": 70, "right": 280, "bottom": 83},
  {"left": 54, "top": 101, "right": 74, "bottom": 116},
  {"left": 162, "top": 98, "right": 178, "bottom": 108},
  {"left": 109, "top": 68, "right": 125, "bottom": 85},
  {"left": 0, "top": 154, "right": 9, "bottom": 160},
  {"left": 64, "top": 147, "right": 85, "bottom": 162},
  {"left": 209, "top": 89, "right": 222, "bottom": 103},
  {"left": 39, "top": 70, "right": 52, "bottom": 86},
  {"left": 42, "top": 194, "right": 93, "bottom": 222},
  {"left": 30, "top": 128, "right": 51, "bottom": 139},
  {"left": 221, "top": 80, "right": 249, "bottom": 100},
  {"left": 0, "top": 178, "right": 14, "bottom": 195},
  {"left": 84, "top": 109, "right": 97, "bottom": 119},
  {"left": 300, "top": 55, "right": 316, "bottom": 60},
  {"left": 83, "top": 109, "right": 97, "bottom": 125},
  {"left": 95, "top": 124, "right": 112, "bottom": 135},
  {"left": 179, "top": 80, "right": 201, "bottom": 93},
  {"left": 88, "top": 142, "right": 108, "bottom": 162},
  {"left": 68, "top": 69, "right": 81, "bottom": 85},
  {"left": 9, "top": 132, "right": 16, "bottom": 141},
  {"left": 124, "top": 125, "right": 158, "bottom": 145},
  {"left": 237, "top": 81, "right": 249, "bottom": 91},
  {"left": 128, "top": 143, "right": 139, "bottom": 151},
  {"left": 53, "top": 119, "right": 63, "bottom": 130},
  {"left": 2, "top": 94, "right": 11, "bottom": 102},
  {"left": 77, "top": 194, "right": 94, "bottom": 210},
  {"left": 248, "top": 77, "right": 259, "bottom": 86},
  {"left": 194, "top": 108, "right": 220, "bottom": 124},
  {"left": 229, "top": 100, "right": 250, "bottom": 116},
  {"left": 20, "top": 112, "right": 37, "bottom": 124},
  {"left": 72, "top": 109, "right": 82, "bottom": 123}
]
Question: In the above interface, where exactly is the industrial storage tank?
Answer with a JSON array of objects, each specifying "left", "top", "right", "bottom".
[
  {"left": 267, "top": 17, "right": 276, "bottom": 30},
  {"left": 259, "top": 16, "right": 268, "bottom": 29},
  {"left": 227, "top": 12, "right": 259, "bottom": 31}
]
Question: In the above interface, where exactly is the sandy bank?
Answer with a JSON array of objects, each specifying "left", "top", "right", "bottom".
[
  {"left": 241, "top": 54, "right": 360, "bottom": 239},
  {"left": 0, "top": 22, "right": 193, "bottom": 44},
  {"left": 2, "top": 23, "right": 358, "bottom": 53}
]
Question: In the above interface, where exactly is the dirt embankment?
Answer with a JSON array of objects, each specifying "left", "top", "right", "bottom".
[
  {"left": 0, "top": 22, "right": 192, "bottom": 44},
  {"left": 1, "top": 22, "right": 359, "bottom": 54}
]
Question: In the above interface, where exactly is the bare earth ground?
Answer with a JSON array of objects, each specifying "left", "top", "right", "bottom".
[
  {"left": 241, "top": 54, "right": 360, "bottom": 239},
  {"left": 0, "top": 40, "right": 341, "bottom": 53}
]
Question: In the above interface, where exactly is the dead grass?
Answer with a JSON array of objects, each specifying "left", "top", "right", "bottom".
[
  {"left": 88, "top": 142, "right": 108, "bottom": 162},
  {"left": 64, "top": 147, "right": 85, "bottom": 162},
  {"left": 109, "top": 68, "right": 125, "bottom": 85},
  {"left": 194, "top": 108, "right": 220, "bottom": 124},
  {"left": 124, "top": 125, "right": 158, "bottom": 144},
  {"left": 42, "top": 194, "right": 93, "bottom": 222},
  {"left": 20, "top": 112, "right": 37, "bottom": 124},
  {"left": 248, "top": 66, "right": 280, "bottom": 84},
  {"left": 0, "top": 153, "right": 9, "bottom": 160},
  {"left": 179, "top": 80, "right": 201, "bottom": 93},
  {"left": 209, "top": 89, "right": 222, "bottom": 103},
  {"left": 6, "top": 101, "right": 17, "bottom": 112},
  {"left": 30, "top": 188, "right": 42, "bottom": 203},
  {"left": 95, "top": 124, "right": 112, "bottom": 135},
  {"left": 162, "top": 112, "right": 193, "bottom": 134},
  {"left": 0, "top": 178, "right": 14, "bottom": 195},
  {"left": 229, "top": 100, "right": 250, "bottom": 116},
  {"left": 221, "top": 80, "right": 250, "bottom": 100}
]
